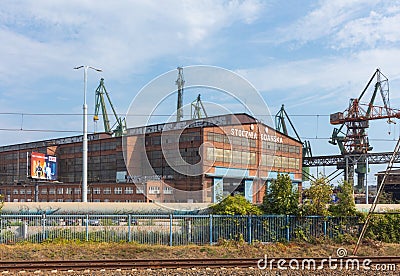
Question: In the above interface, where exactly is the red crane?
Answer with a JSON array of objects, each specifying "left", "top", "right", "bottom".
[
  {"left": 329, "top": 69, "right": 400, "bottom": 188},
  {"left": 329, "top": 69, "right": 399, "bottom": 155}
]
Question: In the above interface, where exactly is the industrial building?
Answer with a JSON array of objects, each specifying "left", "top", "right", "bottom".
[
  {"left": 376, "top": 170, "right": 400, "bottom": 202},
  {"left": 0, "top": 113, "right": 303, "bottom": 204}
]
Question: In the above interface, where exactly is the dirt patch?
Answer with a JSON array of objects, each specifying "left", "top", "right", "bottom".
[{"left": 0, "top": 240, "right": 399, "bottom": 261}]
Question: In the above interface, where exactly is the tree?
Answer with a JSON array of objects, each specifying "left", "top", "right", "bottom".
[
  {"left": 329, "top": 180, "right": 357, "bottom": 217},
  {"left": 378, "top": 191, "right": 399, "bottom": 204},
  {"left": 209, "top": 194, "right": 262, "bottom": 215},
  {"left": 262, "top": 174, "right": 299, "bottom": 215},
  {"left": 302, "top": 176, "right": 332, "bottom": 216}
]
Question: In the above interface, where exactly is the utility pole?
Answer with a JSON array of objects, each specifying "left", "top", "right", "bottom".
[{"left": 74, "top": 65, "right": 102, "bottom": 202}]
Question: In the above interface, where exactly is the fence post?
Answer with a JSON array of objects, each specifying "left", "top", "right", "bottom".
[
  {"left": 169, "top": 214, "right": 173, "bottom": 246},
  {"left": 286, "top": 215, "right": 290, "bottom": 242},
  {"left": 248, "top": 215, "right": 252, "bottom": 244},
  {"left": 128, "top": 214, "right": 132, "bottom": 242},
  {"left": 209, "top": 214, "right": 213, "bottom": 245},
  {"left": 324, "top": 217, "right": 328, "bottom": 238},
  {"left": 85, "top": 214, "right": 89, "bottom": 241},
  {"left": 42, "top": 214, "right": 46, "bottom": 241}
]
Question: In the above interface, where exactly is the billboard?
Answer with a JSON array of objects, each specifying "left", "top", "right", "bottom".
[{"left": 31, "top": 152, "right": 57, "bottom": 181}]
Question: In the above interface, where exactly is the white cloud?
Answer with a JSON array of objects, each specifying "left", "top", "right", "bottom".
[
  {"left": 0, "top": 0, "right": 264, "bottom": 84},
  {"left": 275, "top": 0, "right": 372, "bottom": 45},
  {"left": 237, "top": 48, "right": 400, "bottom": 108},
  {"left": 334, "top": 8, "right": 400, "bottom": 49}
]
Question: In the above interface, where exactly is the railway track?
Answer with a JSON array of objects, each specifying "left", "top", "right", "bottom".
[{"left": 0, "top": 256, "right": 398, "bottom": 273}]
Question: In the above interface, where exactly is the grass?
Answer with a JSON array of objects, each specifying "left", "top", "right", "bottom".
[{"left": 0, "top": 239, "right": 399, "bottom": 261}]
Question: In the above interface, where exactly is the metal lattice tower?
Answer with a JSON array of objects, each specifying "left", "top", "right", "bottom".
[{"left": 176, "top": 67, "right": 185, "bottom": 122}]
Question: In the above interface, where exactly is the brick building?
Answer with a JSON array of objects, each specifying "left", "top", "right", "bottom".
[{"left": 0, "top": 113, "right": 303, "bottom": 203}]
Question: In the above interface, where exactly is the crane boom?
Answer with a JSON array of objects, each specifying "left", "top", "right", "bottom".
[
  {"left": 329, "top": 68, "right": 396, "bottom": 189},
  {"left": 93, "top": 78, "right": 126, "bottom": 137}
]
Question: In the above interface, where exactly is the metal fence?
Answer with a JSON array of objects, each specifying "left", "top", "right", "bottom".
[{"left": 0, "top": 214, "right": 360, "bottom": 245}]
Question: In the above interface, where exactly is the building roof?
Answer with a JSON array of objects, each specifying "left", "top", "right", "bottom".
[{"left": 0, "top": 113, "right": 301, "bottom": 153}]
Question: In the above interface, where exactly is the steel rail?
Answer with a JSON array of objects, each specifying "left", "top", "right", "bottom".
[{"left": 0, "top": 256, "right": 399, "bottom": 272}]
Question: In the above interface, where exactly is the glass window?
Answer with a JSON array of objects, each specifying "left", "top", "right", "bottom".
[
  {"left": 49, "top": 189, "right": 56, "bottom": 195},
  {"left": 103, "top": 187, "right": 111, "bottom": 194},
  {"left": 125, "top": 187, "right": 134, "bottom": 194},
  {"left": 74, "top": 188, "right": 81, "bottom": 194},
  {"left": 274, "top": 156, "right": 282, "bottom": 168},
  {"left": 241, "top": 151, "right": 250, "bottom": 165},
  {"left": 223, "top": 149, "right": 232, "bottom": 163},
  {"left": 114, "top": 187, "right": 122, "bottom": 194},
  {"left": 20, "top": 189, "right": 26, "bottom": 195},
  {"left": 250, "top": 152, "right": 256, "bottom": 165},
  {"left": 282, "top": 156, "right": 288, "bottom": 168},
  {"left": 206, "top": 147, "right": 214, "bottom": 161},
  {"left": 215, "top": 148, "right": 224, "bottom": 162},
  {"left": 136, "top": 187, "right": 144, "bottom": 194},
  {"left": 41, "top": 189, "right": 47, "bottom": 195},
  {"left": 93, "top": 188, "right": 101, "bottom": 194},
  {"left": 13, "top": 189, "right": 18, "bottom": 195},
  {"left": 57, "top": 188, "right": 63, "bottom": 194},
  {"left": 232, "top": 150, "right": 241, "bottom": 163}
]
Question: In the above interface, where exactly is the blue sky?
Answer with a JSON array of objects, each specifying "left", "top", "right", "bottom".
[{"left": 1, "top": 0, "right": 400, "bottom": 185}]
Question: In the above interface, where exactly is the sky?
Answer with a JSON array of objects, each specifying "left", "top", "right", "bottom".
[{"left": 1, "top": 0, "right": 400, "bottom": 186}]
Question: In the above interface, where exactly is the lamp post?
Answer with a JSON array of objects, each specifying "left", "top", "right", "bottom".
[{"left": 74, "top": 65, "right": 102, "bottom": 202}]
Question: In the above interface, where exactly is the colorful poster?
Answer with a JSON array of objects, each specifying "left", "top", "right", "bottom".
[{"left": 31, "top": 152, "right": 57, "bottom": 181}]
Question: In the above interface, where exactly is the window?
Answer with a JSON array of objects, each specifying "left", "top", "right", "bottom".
[
  {"left": 232, "top": 150, "right": 241, "bottom": 164},
  {"left": 66, "top": 188, "right": 73, "bottom": 194},
  {"left": 26, "top": 189, "right": 32, "bottom": 195},
  {"left": 57, "top": 188, "right": 63, "bottom": 195},
  {"left": 19, "top": 189, "right": 25, "bottom": 195},
  {"left": 125, "top": 187, "right": 134, "bottom": 194},
  {"left": 206, "top": 148, "right": 214, "bottom": 161},
  {"left": 114, "top": 187, "right": 122, "bottom": 194},
  {"left": 214, "top": 148, "right": 223, "bottom": 162},
  {"left": 223, "top": 149, "right": 232, "bottom": 163},
  {"left": 93, "top": 188, "right": 101, "bottom": 194},
  {"left": 149, "top": 186, "right": 160, "bottom": 194},
  {"left": 49, "top": 189, "right": 56, "bottom": 195},
  {"left": 242, "top": 151, "right": 250, "bottom": 165},
  {"left": 103, "top": 187, "right": 111, "bottom": 194},
  {"left": 41, "top": 189, "right": 47, "bottom": 195},
  {"left": 250, "top": 152, "right": 256, "bottom": 165},
  {"left": 136, "top": 187, "right": 144, "bottom": 194},
  {"left": 163, "top": 186, "right": 173, "bottom": 194},
  {"left": 13, "top": 189, "right": 18, "bottom": 195},
  {"left": 74, "top": 188, "right": 81, "bottom": 194}
]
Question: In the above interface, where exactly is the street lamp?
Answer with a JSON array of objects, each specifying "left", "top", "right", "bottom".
[{"left": 74, "top": 65, "right": 102, "bottom": 202}]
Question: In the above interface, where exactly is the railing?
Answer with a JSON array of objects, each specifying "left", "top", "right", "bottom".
[{"left": 0, "top": 214, "right": 359, "bottom": 245}]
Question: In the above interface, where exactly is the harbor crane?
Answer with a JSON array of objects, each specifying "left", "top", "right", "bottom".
[
  {"left": 191, "top": 94, "right": 208, "bottom": 120},
  {"left": 93, "top": 78, "right": 126, "bottom": 137},
  {"left": 275, "top": 104, "right": 313, "bottom": 180},
  {"left": 329, "top": 69, "right": 400, "bottom": 188}
]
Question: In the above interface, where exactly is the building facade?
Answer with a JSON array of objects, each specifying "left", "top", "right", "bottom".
[{"left": 0, "top": 113, "right": 303, "bottom": 203}]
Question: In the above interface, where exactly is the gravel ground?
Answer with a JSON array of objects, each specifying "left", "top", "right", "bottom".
[{"left": 4, "top": 267, "right": 399, "bottom": 276}]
